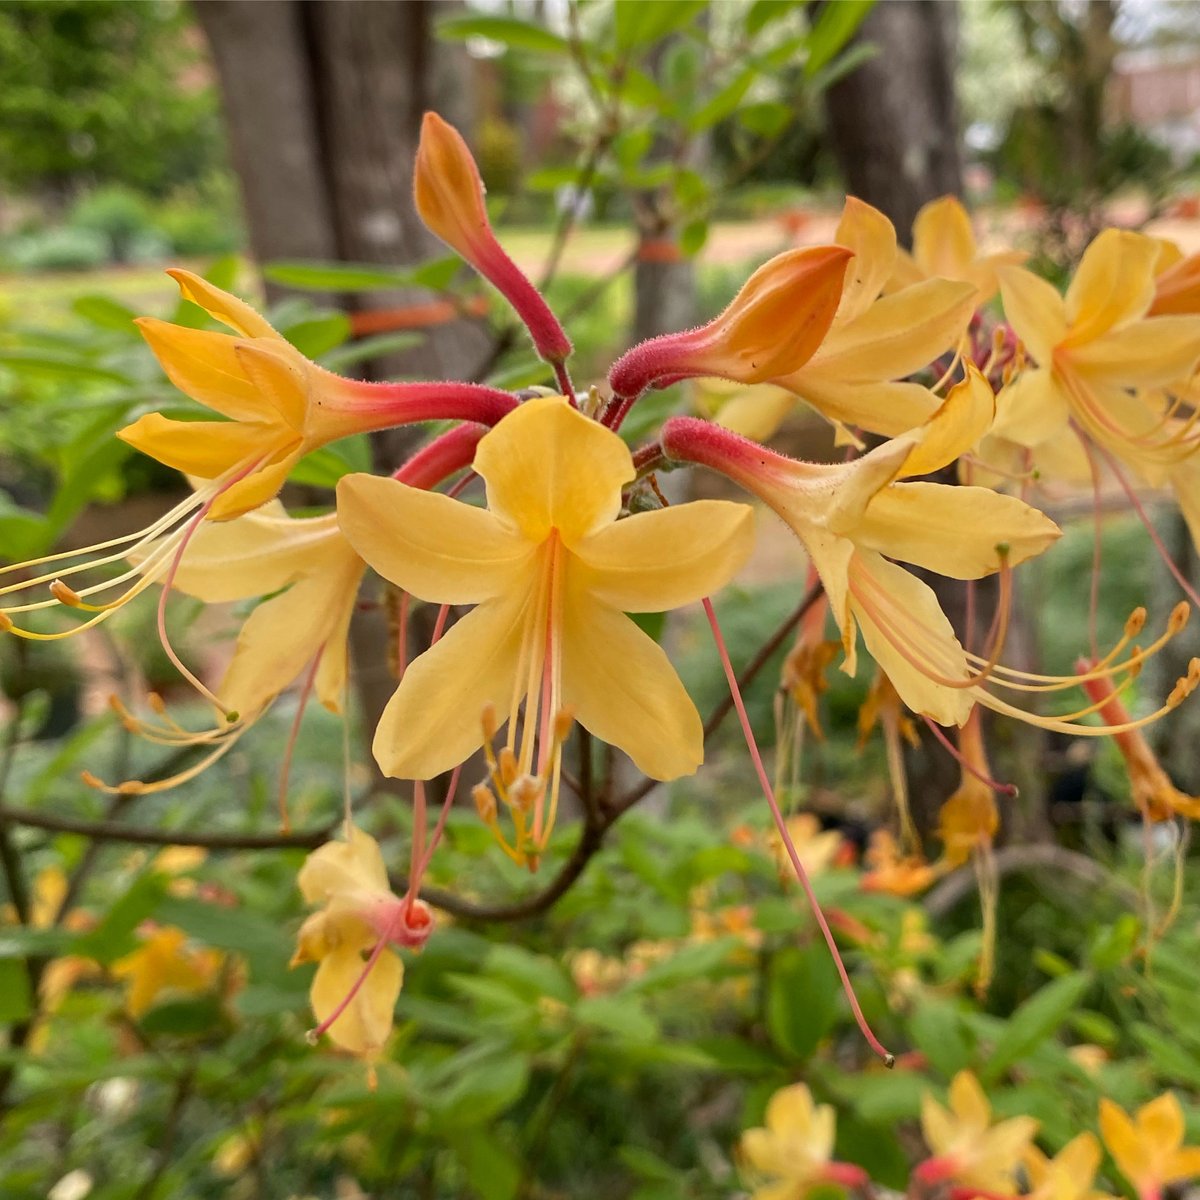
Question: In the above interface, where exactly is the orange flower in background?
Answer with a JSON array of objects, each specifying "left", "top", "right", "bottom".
[
  {"left": 112, "top": 926, "right": 225, "bottom": 1019},
  {"left": 860, "top": 831, "right": 936, "bottom": 897},
  {"left": 1099, "top": 1093, "right": 1200, "bottom": 1200}
]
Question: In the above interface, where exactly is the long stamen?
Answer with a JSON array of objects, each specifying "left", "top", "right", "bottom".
[{"left": 703, "top": 597, "right": 894, "bottom": 1067}]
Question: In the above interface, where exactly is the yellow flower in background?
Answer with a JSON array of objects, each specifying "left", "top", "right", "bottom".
[
  {"left": 1024, "top": 1133, "right": 1116, "bottom": 1200},
  {"left": 739, "top": 1083, "right": 868, "bottom": 1199},
  {"left": 767, "top": 813, "right": 843, "bottom": 884},
  {"left": 720, "top": 197, "right": 976, "bottom": 441},
  {"left": 336, "top": 396, "right": 754, "bottom": 862},
  {"left": 995, "top": 229, "right": 1200, "bottom": 475},
  {"left": 1150, "top": 238, "right": 1200, "bottom": 316},
  {"left": 112, "top": 926, "right": 224, "bottom": 1019},
  {"left": 121, "top": 269, "right": 517, "bottom": 521},
  {"left": 860, "top": 831, "right": 936, "bottom": 897},
  {"left": 1099, "top": 1092, "right": 1200, "bottom": 1199},
  {"left": 293, "top": 825, "right": 432, "bottom": 1062},
  {"left": 890, "top": 194, "right": 1027, "bottom": 303},
  {"left": 917, "top": 1070, "right": 1039, "bottom": 1194}
]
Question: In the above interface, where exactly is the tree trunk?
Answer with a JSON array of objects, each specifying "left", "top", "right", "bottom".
[
  {"left": 195, "top": 0, "right": 490, "bottom": 790},
  {"left": 824, "top": 0, "right": 963, "bottom": 247}
]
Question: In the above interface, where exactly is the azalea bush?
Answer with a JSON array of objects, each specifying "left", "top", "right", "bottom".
[{"left": 4, "top": 3, "right": 1200, "bottom": 1196}]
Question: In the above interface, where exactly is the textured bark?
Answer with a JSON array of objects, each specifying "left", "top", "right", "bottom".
[
  {"left": 824, "top": 0, "right": 964, "bottom": 247},
  {"left": 195, "top": 0, "right": 490, "bottom": 790}
]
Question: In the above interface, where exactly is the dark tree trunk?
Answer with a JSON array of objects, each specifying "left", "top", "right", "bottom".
[
  {"left": 824, "top": 0, "right": 963, "bottom": 247},
  {"left": 195, "top": 0, "right": 490, "bottom": 790}
]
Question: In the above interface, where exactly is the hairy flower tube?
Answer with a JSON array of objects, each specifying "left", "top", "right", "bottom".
[
  {"left": 738, "top": 1083, "right": 869, "bottom": 1199},
  {"left": 415, "top": 112, "right": 572, "bottom": 369},
  {"left": 293, "top": 824, "right": 433, "bottom": 1063},
  {"left": 606, "top": 245, "right": 852, "bottom": 413},
  {"left": 336, "top": 395, "right": 754, "bottom": 865}
]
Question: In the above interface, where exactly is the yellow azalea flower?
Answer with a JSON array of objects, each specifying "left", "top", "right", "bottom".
[
  {"left": 1024, "top": 1133, "right": 1116, "bottom": 1200},
  {"left": 739, "top": 1083, "right": 868, "bottom": 1199},
  {"left": 860, "top": 830, "right": 936, "bottom": 897},
  {"left": 995, "top": 229, "right": 1200, "bottom": 476},
  {"left": 767, "top": 813, "right": 843, "bottom": 884},
  {"left": 112, "top": 925, "right": 224, "bottom": 1019},
  {"left": 149, "top": 502, "right": 364, "bottom": 720},
  {"left": 335, "top": 396, "right": 754, "bottom": 862},
  {"left": 720, "top": 197, "right": 976, "bottom": 441},
  {"left": 122, "top": 270, "right": 516, "bottom": 521},
  {"left": 608, "top": 246, "right": 852, "bottom": 400},
  {"left": 415, "top": 112, "right": 572, "bottom": 366},
  {"left": 1099, "top": 1092, "right": 1200, "bottom": 1200},
  {"left": 1078, "top": 661, "right": 1200, "bottom": 821},
  {"left": 890, "top": 195, "right": 1027, "bottom": 303},
  {"left": 917, "top": 1070, "right": 1039, "bottom": 1194},
  {"left": 664, "top": 369, "right": 1061, "bottom": 726},
  {"left": 293, "top": 824, "right": 432, "bottom": 1061}
]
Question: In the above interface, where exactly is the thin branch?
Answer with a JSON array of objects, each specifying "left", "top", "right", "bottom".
[
  {"left": 0, "top": 806, "right": 334, "bottom": 850},
  {"left": 924, "top": 843, "right": 1141, "bottom": 919}
]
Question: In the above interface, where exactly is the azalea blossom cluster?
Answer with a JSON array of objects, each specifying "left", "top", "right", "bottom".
[
  {"left": 741, "top": 1074, "right": 1200, "bottom": 1200},
  {"left": 4, "top": 110, "right": 1200, "bottom": 1079}
]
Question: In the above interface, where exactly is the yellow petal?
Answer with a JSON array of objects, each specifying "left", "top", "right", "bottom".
[
  {"left": 949, "top": 1070, "right": 991, "bottom": 1131},
  {"left": 813, "top": 278, "right": 976, "bottom": 382},
  {"left": 1066, "top": 315, "right": 1200, "bottom": 388},
  {"left": 833, "top": 196, "right": 898, "bottom": 322},
  {"left": 166, "top": 512, "right": 343, "bottom": 603},
  {"left": 136, "top": 318, "right": 273, "bottom": 422},
  {"left": 1099, "top": 1099, "right": 1146, "bottom": 1184},
  {"left": 715, "top": 386, "right": 796, "bottom": 442},
  {"left": 824, "top": 439, "right": 913, "bottom": 532},
  {"left": 999, "top": 266, "right": 1067, "bottom": 365},
  {"left": 573, "top": 501, "right": 754, "bottom": 612},
  {"left": 337, "top": 473, "right": 532, "bottom": 604},
  {"left": 850, "top": 552, "right": 974, "bottom": 725},
  {"left": 921, "top": 1093, "right": 955, "bottom": 1156},
  {"left": 784, "top": 373, "right": 940, "bottom": 438},
  {"left": 765, "top": 1083, "right": 817, "bottom": 1139},
  {"left": 901, "top": 366, "right": 996, "bottom": 477},
  {"left": 888, "top": 246, "right": 926, "bottom": 291},
  {"left": 560, "top": 583, "right": 703, "bottom": 780},
  {"left": 314, "top": 585, "right": 358, "bottom": 713},
  {"left": 310, "top": 944, "right": 402, "bottom": 1057},
  {"left": 218, "top": 559, "right": 362, "bottom": 717},
  {"left": 801, "top": 529, "right": 856, "bottom": 671},
  {"left": 298, "top": 825, "right": 390, "bottom": 903},
  {"left": 167, "top": 268, "right": 281, "bottom": 341},
  {"left": 372, "top": 589, "right": 528, "bottom": 779},
  {"left": 856, "top": 482, "right": 1060, "bottom": 578},
  {"left": 1140, "top": 1092, "right": 1185, "bottom": 1153},
  {"left": 1164, "top": 1148, "right": 1200, "bottom": 1182},
  {"left": 234, "top": 342, "right": 309, "bottom": 430},
  {"left": 474, "top": 396, "right": 633, "bottom": 548},
  {"left": 209, "top": 450, "right": 304, "bottom": 521},
  {"left": 1063, "top": 229, "right": 1158, "bottom": 344},
  {"left": 990, "top": 368, "right": 1071, "bottom": 448},
  {"left": 913, "top": 195, "right": 978, "bottom": 281},
  {"left": 117, "top": 413, "right": 276, "bottom": 477}
]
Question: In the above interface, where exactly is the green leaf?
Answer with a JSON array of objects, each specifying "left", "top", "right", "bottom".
[
  {"left": 626, "top": 937, "right": 736, "bottom": 993},
  {"left": 427, "top": 1047, "right": 530, "bottom": 1125},
  {"left": 483, "top": 944, "right": 575, "bottom": 1005},
  {"left": 320, "top": 331, "right": 423, "bottom": 371},
  {"left": 411, "top": 256, "right": 464, "bottom": 291},
  {"left": 73, "top": 872, "right": 169, "bottom": 964},
  {"left": 204, "top": 254, "right": 242, "bottom": 291},
  {"left": 840, "top": 1069, "right": 926, "bottom": 1123},
  {"left": 71, "top": 294, "right": 139, "bottom": 334},
  {"left": 766, "top": 944, "right": 840, "bottom": 1060},
  {"left": 525, "top": 165, "right": 586, "bottom": 193},
  {"left": 630, "top": 611, "right": 666, "bottom": 641},
  {"left": 288, "top": 435, "right": 371, "bottom": 488},
  {"left": 0, "top": 351, "right": 131, "bottom": 385},
  {"left": 805, "top": 0, "right": 873, "bottom": 78},
  {"left": 738, "top": 101, "right": 793, "bottom": 138},
  {"left": 687, "top": 67, "right": 757, "bottom": 132},
  {"left": 747, "top": 0, "right": 803, "bottom": 36},
  {"left": 906, "top": 999, "right": 972, "bottom": 1077},
  {"left": 1087, "top": 914, "right": 1140, "bottom": 970},
  {"left": 446, "top": 1128, "right": 521, "bottom": 1200},
  {"left": 154, "top": 897, "right": 287, "bottom": 969},
  {"left": 0, "top": 959, "right": 32, "bottom": 1023},
  {"left": 263, "top": 261, "right": 420, "bottom": 291},
  {"left": 575, "top": 994, "right": 659, "bottom": 1044},
  {"left": 808, "top": 41, "right": 879, "bottom": 92},
  {"left": 282, "top": 313, "right": 351, "bottom": 359},
  {"left": 679, "top": 219, "right": 709, "bottom": 258},
  {"left": 982, "top": 971, "right": 1092, "bottom": 1083},
  {"left": 436, "top": 14, "right": 569, "bottom": 56},
  {"left": 614, "top": 0, "right": 707, "bottom": 53},
  {"left": 138, "top": 994, "right": 228, "bottom": 1038}
]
